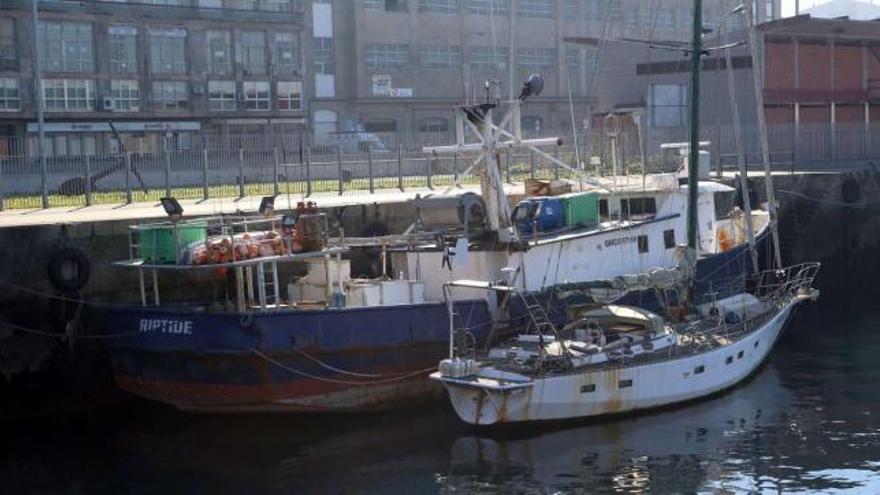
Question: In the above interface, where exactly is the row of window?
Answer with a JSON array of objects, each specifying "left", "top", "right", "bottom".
[
  {"left": 364, "top": 44, "right": 596, "bottom": 70},
  {"left": 369, "top": 0, "right": 572, "bottom": 18},
  {"left": 14, "top": 20, "right": 304, "bottom": 78},
  {"left": 579, "top": 344, "right": 759, "bottom": 393},
  {"left": 0, "top": 78, "right": 302, "bottom": 113}
]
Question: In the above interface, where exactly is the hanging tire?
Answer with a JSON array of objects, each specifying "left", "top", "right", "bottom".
[{"left": 47, "top": 248, "right": 91, "bottom": 293}]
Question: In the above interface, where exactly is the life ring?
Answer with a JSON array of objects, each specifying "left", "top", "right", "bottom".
[{"left": 47, "top": 247, "right": 91, "bottom": 292}]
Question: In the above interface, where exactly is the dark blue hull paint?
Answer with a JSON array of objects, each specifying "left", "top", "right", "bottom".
[{"left": 105, "top": 300, "right": 492, "bottom": 412}]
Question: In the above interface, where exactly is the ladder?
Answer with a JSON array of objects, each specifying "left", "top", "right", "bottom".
[{"left": 520, "top": 291, "right": 558, "bottom": 337}]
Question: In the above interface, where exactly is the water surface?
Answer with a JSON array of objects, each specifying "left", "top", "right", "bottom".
[{"left": 1, "top": 296, "right": 878, "bottom": 494}]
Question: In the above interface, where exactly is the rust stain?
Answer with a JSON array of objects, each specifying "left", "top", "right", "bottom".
[
  {"left": 474, "top": 389, "right": 486, "bottom": 424},
  {"left": 601, "top": 367, "right": 623, "bottom": 415}
]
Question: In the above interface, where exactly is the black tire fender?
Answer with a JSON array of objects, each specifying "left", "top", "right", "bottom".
[{"left": 47, "top": 248, "right": 91, "bottom": 292}]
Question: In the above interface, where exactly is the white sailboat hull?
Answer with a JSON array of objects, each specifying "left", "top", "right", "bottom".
[{"left": 438, "top": 300, "right": 800, "bottom": 425}]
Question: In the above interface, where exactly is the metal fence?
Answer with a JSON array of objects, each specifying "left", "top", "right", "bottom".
[{"left": 1, "top": 122, "right": 877, "bottom": 210}]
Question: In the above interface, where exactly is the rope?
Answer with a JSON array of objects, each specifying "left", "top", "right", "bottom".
[
  {"left": 778, "top": 189, "right": 880, "bottom": 210},
  {"left": 292, "top": 347, "right": 423, "bottom": 379},
  {"left": 0, "top": 279, "right": 134, "bottom": 308},
  {"left": 251, "top": 349, "right": 435, "bottom": 386}
]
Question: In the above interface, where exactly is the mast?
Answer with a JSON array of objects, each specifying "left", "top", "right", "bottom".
[
  {"left": 745, "top": 3, "right": 783, "bottom": 270},
  {"left": 685, "top": 0, "right": 702, "bottom": 306}
]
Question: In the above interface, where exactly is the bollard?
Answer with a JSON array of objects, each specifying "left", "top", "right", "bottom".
[
  {"left": 397, "top": 142, "right": 403, "bottom": 191},
  {"left": 125, "top": 152, "right": 133, "bottom": 204},
  {"left": 164, "top": 151, "right": 171, "bottom": 198},
  {"left": 202, "top": 149, "right": 209, "bottom": 200},
  {"left": 273, "top": 147, "right": 280, "bottom": 196},
  {"left": 367, "top": 143, "right": 374, "bottom": 194},
  {"left": 238, "top": 148, "right": 245, "bottom": 198},
  {"left": 305, "top": 146, "right": 312, "bottom": 197},
  {"left": 84, "top": 154, "right": 92, "bottom": 206},
  {"left": 337, "top": 146, "right": 343, "bottom": 196}
]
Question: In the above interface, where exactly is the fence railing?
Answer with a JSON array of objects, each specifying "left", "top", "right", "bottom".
[{"left": 1, "top": 122, "right": 877, "bottom": 211}]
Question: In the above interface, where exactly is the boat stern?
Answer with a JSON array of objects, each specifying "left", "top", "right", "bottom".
[{"left": 431, "top": 371, "right": 533, "bottom": 425}]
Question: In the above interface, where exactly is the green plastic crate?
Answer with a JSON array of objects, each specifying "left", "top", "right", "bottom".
[
  {"left": 140, "top": 222, "right": 207, "bottom": 264},
  {"left": 559, "top": 192, "right": 600, "bottom": 228}
]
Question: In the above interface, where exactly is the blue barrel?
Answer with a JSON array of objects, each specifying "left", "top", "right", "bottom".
[{"left": 512, "top": 197, "right": 564, "bottom": 236}]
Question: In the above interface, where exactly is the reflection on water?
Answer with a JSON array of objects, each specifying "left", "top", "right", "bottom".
[{"left": 1, "top": 297, "right": 879, "bottom": 494}]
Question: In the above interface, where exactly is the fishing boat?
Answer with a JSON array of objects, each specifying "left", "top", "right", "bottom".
[{"left": 431, "top": 1, "right": 821, "bottom": 425}]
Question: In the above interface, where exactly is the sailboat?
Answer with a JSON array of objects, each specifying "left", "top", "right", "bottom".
[{"left": 430, "top": 1, "right": 821, "bottom": 425}]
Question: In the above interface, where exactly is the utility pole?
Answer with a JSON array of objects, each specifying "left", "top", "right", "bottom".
[{"left": 31, "top": 0, "right": 48, "bottom": 209}]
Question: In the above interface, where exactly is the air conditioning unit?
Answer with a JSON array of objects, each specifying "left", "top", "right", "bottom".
[{"left": 102, "top": 96, "right": 115, "bottom": 111}]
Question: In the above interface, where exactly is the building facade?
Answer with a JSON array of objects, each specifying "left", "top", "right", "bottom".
[
  {"left": 0, "top": 0, "right": 309, "bottom": 155},
  {"left": 309, "top": 0, "right": 779, "bottom": 143}
]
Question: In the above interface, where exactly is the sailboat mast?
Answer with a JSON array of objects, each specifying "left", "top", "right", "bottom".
[{"left": 686, "top": 0, "right": 703, "bottom": 305}]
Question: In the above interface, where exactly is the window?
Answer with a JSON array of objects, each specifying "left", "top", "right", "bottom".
[
  {"left": 517, "top": 47, "right": 555, "bottom": 72},
  {"left": 206, "top": 30, "right": 232, "bottom": 76},
  {"left": 649, "top": 83, "right": 686, "bottom": 127},
  {"left": 726, "top": 356, "right": 733, "bottom": 364},
  {"left": 619, "top": 379, "right": 633, "bottom": 388},
  {"left": 243, "top": 81, "right": 270, "bottom": 110},
  {"left": 754, "top": 340, "right": 759, "bottom": 348},
  {"left": 419, "top": 118, "right": 448, "bottom": 133},
  {"left": 0, "top": 18, "right": 16, "bottom": 71},
  {"left": 149, "top": 28, "right": 187, "bottom": 75},
  {"left": 664, "top": 229, "right": 676, "bottom": 249},
  {"left": 737, "top": 350, "right": 744, "bottom": 359},
  {"left": 0, "top": 78, "right": 20, "bottom": 111},
  {"left": 258, "top": 0, "right": 304, "bottom": 12},
  {"left": 469, "top": 46, "right": 508, "bottom": 71},
  {"left": 419, "top": 0, "right": 458, "bottom": 13},
  {"left": 43, "top": 79, "right": 94, "bottom": 111},
  {"left": 694, "top": 365, "right": 705, "bottom": 374},
  {"left": 468, "top": 0, "right": 508, "bottom": 15},
  {"left": 563, "top": 0, "right": 580, "bottom": 17},
  {"left": 314, "top": 37, "right": 333, "bottom": 59},
  {"left": 365, "top": 120, "right": 397, "bottom": 133},
  {"left": 275, "top": 32, "right": 301, "bottom": 77},
  {"left": 108, "top": 26, "right": 137, "bottom": 75},
  {"left": 714, "top": 190, "right": 735, "bottom": 220},
  {"left": 599, "top": 198, "right": 608, "bottom": 218},
  {"left": 110, "top": 80, "right": 140, "bottom": 112},
  {"left": 277, "top": 81, "right": 302, "bottom": 111},
  {"left": 621, "top": 197, "right": 657, "bottom": 217},
  {"left": 565, "top": 47, "right": 580, "bottom": 70},
  {"left": 580, "top": 383, "right": 596, "bottom": 393},
  {"left": 239, "top": 30, "right": 267, "bottom": 76},
  {"left": 637, "top": 235, "right": 648, "bottom": 253},
  {"left": 39, "top": 21, "right": 94, "bottom": 73},
  {"left": 521, "top": 115, "right": 542, "bottom": 133},
  {"left": 152, "top": 81, "right": 188, "bottom": 110},
  {"left": 364, "top": 44, "right": 409, "bottom": 68},
  {"left": 364, "top": 0, "right": 408, "bottom": 11},
  {"left": 422, "top": 45, "right": 461, "bottom": 68},
  {"left": 517, "top": 0, "right": 554, "bottom": 18},
  {"left": 208, "top": 81, "right": 236, "bottom": 111}
]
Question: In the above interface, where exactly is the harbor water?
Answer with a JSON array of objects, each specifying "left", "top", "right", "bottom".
[{"left": 1, "top": 293, "right": 878, "bottom": 494}]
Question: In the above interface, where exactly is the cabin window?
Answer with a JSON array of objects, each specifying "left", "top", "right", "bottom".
[
  {"left": 694, "top": 365, "right": 705, "bottom": 374},
  {"left": 737, "top": 350, "right": 744, "bottom": 359},
  {"left": 621, "top": 197, "right": 656, "bottom": 219},
  {"left": 619, "top": 379, "right": 633, "bottom": 388},
  {"left": 714, "top": 190, "right": 735, "bottom": 220},
  {"left": 726, "top": 356, "right": 733, "bottom": 364},
  {"left": 638, "top": 235, "right": 649, "bottom": 253},
  {"left": 599, "top": 199, "right": 608, "bottom": 219},
  {"left": 581, "top": 384, "right": 596, "bottom": 393},
  {"left": 664, "top": 229, "right": 676, "bottom": 249},
  {"left": 754, "top": 340, "right": 759, "bottom": 348}
]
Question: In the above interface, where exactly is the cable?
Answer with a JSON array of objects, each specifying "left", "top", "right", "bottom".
[
  {"left": 251, "top": 349, "right": 436, "bottom": 386},
  {"left": 0, "top": 319, "right": 141, "bottom": 340}
]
